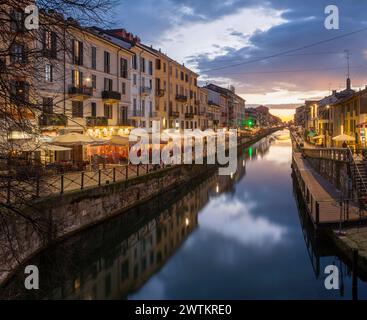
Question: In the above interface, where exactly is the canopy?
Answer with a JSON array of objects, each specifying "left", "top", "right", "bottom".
[
  {"left": 51, "top": 133, "right": 96, "bottom": 146},
  {"left": 106, "top": 135, "right": 130, "bottom": 146},
  {"left": 14, "top": 142, "right": 72, "bottom": 152},
  {"left": 311, "top": 135, "right": 325, "bottom": 140},
  {"left": 332, "top": 134, "right": 356, "bottom": 142}
]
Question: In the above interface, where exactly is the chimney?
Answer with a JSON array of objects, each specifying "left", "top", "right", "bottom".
[
  {"left": 347, "top": 77, "right": 351, "bottom": 90},
  {"left": 332, "top": 90, "right": 337, "bottom": 95}
]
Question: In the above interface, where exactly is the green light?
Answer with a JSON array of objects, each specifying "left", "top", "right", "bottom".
[{"left": 249, "top": 147, "right": 253, "bottom": 159}]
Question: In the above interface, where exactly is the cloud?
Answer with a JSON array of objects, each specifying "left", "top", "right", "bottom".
[
  {"left": 113, "top": 0, "right": 367, "bottom": 106},
  {"left": 199, "top": 195, "right": 287, "bottom": 247}
]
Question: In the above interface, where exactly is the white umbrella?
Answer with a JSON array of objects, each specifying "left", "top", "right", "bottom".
[
  {"left": 106, "top": 135, "right": 130, "bottom": 146},
  {"left": 332, "top": 134, "right": 355, "bottom": 142},
  {"left": 311, "top": 135, "right": 325, "bottom": 140},
  {"left": 51, "top": 133, "right": 95, "bottom": 146}
]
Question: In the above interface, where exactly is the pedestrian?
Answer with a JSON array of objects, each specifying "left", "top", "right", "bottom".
[{"left": 342, "top": 141, "right": 348, "bottom": 149}]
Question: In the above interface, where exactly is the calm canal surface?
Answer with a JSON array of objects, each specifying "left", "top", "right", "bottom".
[{"left": 2, "top": 132, "right": 367, "bottom": 300}]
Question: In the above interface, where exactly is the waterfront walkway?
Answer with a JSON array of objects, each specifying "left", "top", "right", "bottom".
[{"left": 293, "top": 151, "right": 362, "bottom": 226}]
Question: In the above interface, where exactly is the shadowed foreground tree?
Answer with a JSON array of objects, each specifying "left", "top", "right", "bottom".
[{"left": 0, "top": 0, "right": 114, "bottom": 284}]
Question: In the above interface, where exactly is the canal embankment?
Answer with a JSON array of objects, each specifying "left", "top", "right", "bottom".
[
  {"left": 0, "top": 127, "right": 281, "bottom": 286},
  {"left": 291, "top": 130, "right": 367, "bottom": 278}
]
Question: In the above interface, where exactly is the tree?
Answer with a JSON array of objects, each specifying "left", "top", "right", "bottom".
[{"left": 0, "top": 0, "right": 114, "bottom": 285}]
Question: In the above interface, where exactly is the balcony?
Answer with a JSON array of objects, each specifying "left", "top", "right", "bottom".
[
  {"left": 169, "top": 110, "right": 180, "bottom": 118},
  {"left": 198, "top": 111, "right": 206, "bottom": 116},
  {"left": 130, "top": 110, "right": 144, "bottom": 118},
  {"left": 141, "top": 87, "right": 152, "bottom": 96},
  {"left": 39, "top": 114, "right": 68, "bottom": 127},
  {"left": 156, "top": 89, "right": 165, "bottom": 97},
  {"left": 185, "top": 113, "right": 194, "bottom": 119},
  {"left": 176, "top": 94, "right": 188, "bottom": 102},
  {"left": 148, "top": 111, "right": 159, "bottom": 118},
  {"left": 102, "top": 91, "right": 121, "bottom": 103},
  {"left": 86, "top": 117, "right": 108, "bottom": 127},
  {"left": 68, "top": 86, "right": 93, "bottom": 101}
]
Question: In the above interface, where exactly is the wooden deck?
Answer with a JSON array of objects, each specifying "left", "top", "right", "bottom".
[{"left": 293, "top": 151, "right": 363, "bottom": 226}]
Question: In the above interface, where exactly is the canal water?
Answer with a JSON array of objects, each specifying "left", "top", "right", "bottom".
[{"left": 1, "top": 132, "right": 367, "bottom": 300}]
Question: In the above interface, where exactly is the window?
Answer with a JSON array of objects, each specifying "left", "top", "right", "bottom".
[
  {"left": 104, "top": 104, "right": 113, "bottom": 119},
  {"left": 72, "top": 101, "right": 83, "bottom": 118},
  {"left": 121, "top": 82, "right": 126, "bottom": 95},
  {"left": 181, "top": 71, "right": 184, "bottom": 81},
  {"left": 11, "top": 44, "right": 25, "bottom": 63},
  {"left": 133, "top": 98, "right": 137, "bottom": 111},
  {"left": 91, "top": 47, "right": 97, "bottom": 69},
  {"left": 163, "top": 63, "right": 166, "bottom": 73},
  {"left": 120, "top": 58, "right": 128, "bottom": 78},
  {"left": 132, "top": 54, "right": 137, "bottom": 70},
  {"left": 141, "top": 57, "right": 145, "bottom": 73},
  {"left": 72, "top": 40, "right": 83, "bottom": 65},
  {"left": 43, "top": 30, "right": 57, "bottom": 58},
  {"left": 185, "top": 74, "right": 188, "bottom": 82},
  {"left": 149, "top": 61, "right": 153, "bottom": 75},
  {"left": 91, "top": 102, "right": 97, "bottom": 117},
  {"left": 104, "top": 78, "right": 113, "bottom": 91},
  {"left": 42, "top": 97, "right": 53, "bottom": 114},
  {"left": 156, "top": 59, "right": 161, "bottom": 70},
  {"left": 104, "top": 51, "right": 110, "bottom": 73},
  {"left": 10, "top": 81, "right": 29, "bottom": 104},
  {"left": 72, "top": 70, "right": 83, "bottom": 87},
  {"left": 92, "top": 75, "right": 97, "bottom": 89},
  {"left": 45, "top": 64, "right": 53, "bottom": 82},
  {"left": 142, "top": 100, "right": 145, "bottom": 116},
  {"left": 10, "top": 10, "right": 24, "bottom": 32},
  {"left": 133, "top": 74, "right": 137, "bottom": 86},
  {"left": 175, "top": 69, "right": 178, "bottom": 78}
]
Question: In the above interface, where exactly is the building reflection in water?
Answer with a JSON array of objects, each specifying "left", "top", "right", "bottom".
[
  {"left": 292, "top": 171, "right": 365, "bottom": 300},
  {"left": 0, "top": 137, "right": 274, "bottom": 300}
]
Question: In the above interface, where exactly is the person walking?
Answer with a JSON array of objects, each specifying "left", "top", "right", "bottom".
[{"left": 342, "top": 141, "right": 348, "bottom": 149}]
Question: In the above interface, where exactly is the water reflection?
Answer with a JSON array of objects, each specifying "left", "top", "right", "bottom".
[{"left": 2, "top": 133, "right": 366, "bottom": 300}]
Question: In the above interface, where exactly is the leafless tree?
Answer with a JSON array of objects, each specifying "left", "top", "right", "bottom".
[{"left": 0, "top": 0, "right": 115, "bottom": 284}]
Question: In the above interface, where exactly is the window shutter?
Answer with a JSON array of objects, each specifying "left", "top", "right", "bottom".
[
  {"left": 71, "top": 40, "right": 75, "bottom": 64},
  {"left": 79, "top": 41, "right": 83, "bottom": 65},
  {"left": 51, "top": 32, "right": 57, "bottom": 58}
]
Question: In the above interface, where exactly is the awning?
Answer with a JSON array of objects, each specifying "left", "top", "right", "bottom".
[
  {"left": 311, "top": 135, "right": 325, "bottom": 140},
  {"left": 332, "top": 134, "right": 356, "bottom": 142},
  {"left": 14, "top": 142, "right": 72, "bottom": 152},
  {"left": 51, "top": 133, "right": 96, "bottom": 146}
]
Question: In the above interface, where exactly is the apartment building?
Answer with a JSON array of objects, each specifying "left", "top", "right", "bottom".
[
  {"left": 205, "top": 83, "right": 246, "bottom": 129},
  {"left": 198, "top": 87, "right": 209, "bottom": 130},
  {"left": 151, "top": 50, "right": 200, "bottom": 130},
  {"left": 30, "top": 21, "right": 134, "bottom": 141}
]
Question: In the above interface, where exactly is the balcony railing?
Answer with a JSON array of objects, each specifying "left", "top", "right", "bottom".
[
  {"left": 141, "top": 87, "right": 152, "bottom": 96},
  {"left": 148, "top": 111, "right": 159, "bottom": 118},
  {"left": 156, "top": 89, "right": 165, "bottom": 97},
  {"left": 169, "top": 110, "right": 180, "bottom": 118},
  {"left": 69, "top": 86, "right": 93, "bottom": 99},
  {"left": 130, "top": 110, "right": 144, "bottom": 117},
  {"left": 102, "top": 90, "right": 121, "bottom": 102},
  {"left": 185, "top": 113, "right": 194, "bottom": 119},
  {"left": 176, "top": 94, "right": 188, "bottom": 102},
  {"left": 86, "top": 117, "right": 108, "bottom": 127},
  {"left": 39, "top": 114, "right": 68, "bottom": 127}
]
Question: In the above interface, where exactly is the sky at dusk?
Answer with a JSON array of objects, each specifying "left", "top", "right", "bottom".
[{"left": 111, "top": 0, "right": 367, "bottom": 121}]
